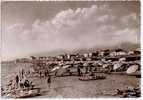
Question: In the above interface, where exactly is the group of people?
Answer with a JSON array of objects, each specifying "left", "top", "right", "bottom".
[
  {"left": 6, "top": 68, "right": 33, "bottom": 91},
  {"left": 15, "top": 74, "right": 32, "bottom": 89},
  {"left": 14, "top": 68, "right": 33, "bottom": 90},
  {"left": 77, "top": 62, "right": 96, "bottom": 76},
  {"left": 39, "top": 69, "right": 49, "bottom": 79},
  {"left": 38, "top": 69, "right": 52, "bottom": 89}
]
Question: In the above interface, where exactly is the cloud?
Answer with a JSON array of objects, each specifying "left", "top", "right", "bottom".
[{"left": 2, "top": 5, "right": 139, "bottom": 60}]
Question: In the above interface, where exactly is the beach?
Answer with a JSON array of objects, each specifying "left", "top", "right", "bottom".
[{"left": 1, "top": 62, "right": 140, "bottom": 98}]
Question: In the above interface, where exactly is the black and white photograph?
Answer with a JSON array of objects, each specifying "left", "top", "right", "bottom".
[{"left": 1, "top": 0, "right": 141, "bottom": 98}]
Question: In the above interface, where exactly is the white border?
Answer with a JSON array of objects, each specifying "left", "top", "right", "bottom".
[{"left": 0, "top": 0, "right": 142, "bottom": 100}]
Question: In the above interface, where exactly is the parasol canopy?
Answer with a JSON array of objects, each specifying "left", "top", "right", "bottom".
[
  {"left": 63, "top": 65, "right": 70, "bottom": 69},
  {"left": 113, "top": 63, "right": 122, "bottom": 70},
  {"left": 102, "top": 64, "right": 108, "bottom": 68},
  {"left": 51, "top": 66, "right": 60, "bottom": 72},
  {"left": 126, "top": 65, "right": 139, "bottom": 74}
]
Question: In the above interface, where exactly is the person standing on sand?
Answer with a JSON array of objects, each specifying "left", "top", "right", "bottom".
[
  {"left": 39, "top": 71, "right": 42, "bottom": 78},
  {"left": 44, "top": 71, "right": 47, "bottom": 78},
  {"left": 47, "top": 75, "right": 51, "bottom": 89},
  {"left": 77, "top": 66, "right": 81, "bottom": 76},
  {"left": 85, "top": 66, "right": 88, "bottom": 74},
  {"left": 45, "top": 70, "right": 49, "bottom": 78},
  {"left": 15, "top": 75, "right": 19, "bottom": 88},
  {"left": 67, "top": 68, "right": 72, "bottom": 76},
  {"left": 19, "top": 79, "right": 24, "bottom": 89},
  {"left": 21, "top": 68, "right": 24, "bottom": 78}
]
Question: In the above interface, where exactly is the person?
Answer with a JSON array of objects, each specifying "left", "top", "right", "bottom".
[
  {"left": 117, "top": 89, "right": 123, "bottom": 95},
  {"left": 15, "top": 75, "right": 19, "bottom": 88},
  {"left": 94, "top": 66, "right": 97, "bottom": 71},
  {"left": 24, "top": 79, "right": 31, "bottom": 89},
  {"left": 21, "top": 68, "right": 25, "bottom": 78},
  {"left": 85, "top": 66, "right": 88, "bottom": 74},
  {"left": 89, "top": 63, "right": 93, "bottom": 72},
  {"left": 55, "top": 70, "right": 58, "bottom": 77},
  {"left": 67, "top": 68, "right": 72, "bottom": 76},
  {"left": 39, "top": 71, "right": 42, "bottom": 78},
  {"left": 77, "top": 66, "right": 81, "bottom": 76},
  {"left": 47, "top": 75, "right": 51, "bottom": 89},
  {"left": 19, "top": 80, "right": 24, "bottom": 89},
  {"left": 44, "top": 71, "right": 47, "bottom": 78}
]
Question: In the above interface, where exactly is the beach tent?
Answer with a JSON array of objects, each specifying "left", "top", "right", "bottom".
[{"left": 126, "top": 65, "right": 139, "bottom": 74}]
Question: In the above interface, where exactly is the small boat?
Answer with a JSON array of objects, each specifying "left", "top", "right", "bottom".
[{"left": 79, "top": 75, "right": 106, "bottom": 81}]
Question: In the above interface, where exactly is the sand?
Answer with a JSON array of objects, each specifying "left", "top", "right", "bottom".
[
  {"left": 1, "top": 62, "right": 140, "bottom": 98},
  {"left": 30, "top": 74, "right": 140, "bottom": 98}
]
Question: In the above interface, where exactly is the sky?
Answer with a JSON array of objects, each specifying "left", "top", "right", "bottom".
[{"left": 1, "top": 1, "right": 140, "bottom": 61}]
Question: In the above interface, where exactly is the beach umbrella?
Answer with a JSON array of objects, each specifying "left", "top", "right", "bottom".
[
  {"left": 56, "top": 67, "right": 67, "bottom": 76},
  {"left": 98, "top": 61, "right": 103, "bottom": 66},
  {"left": 102, "top": 64, "right": 108, "bottom": 68},
  {"left": 126, "top": 65, "right": 139, "bottom": 74},
  {"left": 51, "top": 66, "right": 60, "bottom": 72},
  {"left": 63, "top": 65, "right": 70, "bottom": 69},
  {"left": 119, "top": 57, "right": 126, "bottom": 62},
  {"left": 113, "top": 63, "right": 122, "bottom": 70}
]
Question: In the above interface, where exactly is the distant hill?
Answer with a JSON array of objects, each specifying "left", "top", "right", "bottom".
[
  {"left": 31, "top": 49, "right": 69, "bottom": 57},
  {"left": 2, "top": 42, "right": 139, "bottom": 62},
  {"left": 31, "top": 42, "right": 140, "bottom": 57}
]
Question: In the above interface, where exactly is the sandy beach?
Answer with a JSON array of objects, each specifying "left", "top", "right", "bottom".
[
  {"left": 32, "top": 74, "right": 140, "bottom": 98},
  {"left": 1, "top": 62, "right": 140, "bottom": 98}
]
